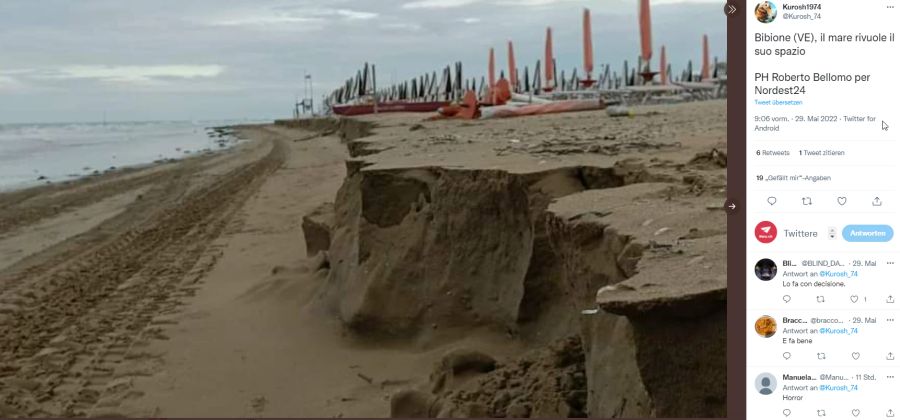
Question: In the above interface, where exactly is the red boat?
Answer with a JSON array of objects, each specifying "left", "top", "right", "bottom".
[{"left": 331, "top": 101, "right": 449, "bottom": 116}]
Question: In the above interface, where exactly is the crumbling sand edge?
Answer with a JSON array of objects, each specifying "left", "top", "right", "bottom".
[{"left": 297, "top": 114, "right": 726, "bottom": 418}]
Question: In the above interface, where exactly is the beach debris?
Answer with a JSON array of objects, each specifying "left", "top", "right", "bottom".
[
  {"left": 427, "top": 134, "right": 460, "bottom": 145},
  {"left": 356, "top": 372, "right": 375, "bottom": 385},
  {"left": 432, "top": 90, "right": 480, "bottom": 120},
  {"left": 607, "top": 106, "right": 634, "bottom": 117},
  {"left": 380, "top": 378, "right": 412, "bottom": 389},
  {"left": 680, "top": 227, "right": 724, "bottom": 240},
  {"left": 689, "top": 148, "right": 727, "bottom": 169},
  {"left": 595, "top": 283, "right": 636, "bottom": 303},
  {"left": 480, "top": 98, "right": 606, "bottom": 119},
  {"left": 688, "top": 255, "right": 706, "bottom": 266}
]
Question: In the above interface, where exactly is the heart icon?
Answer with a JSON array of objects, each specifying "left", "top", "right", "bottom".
[
  {"left": 768, "top": 197, "right": 777, "bottom": 205},
  {"left": 783, "top": 409, "right": 791, "bottom": 417},
  {"left": 783, "top": 352, "right": 792, "bottom": 360},
  {"left": 851, "top": 295, "right": 859, "bottom": 303},
  {"left": 852, "top": 352, "right": 861, "bottom": 360},
  {"left": 853, "top": 409, "right": 861, "bottom": 417},
  {"left": 838, "top": 197, "right": 847, "bottom": 205}
]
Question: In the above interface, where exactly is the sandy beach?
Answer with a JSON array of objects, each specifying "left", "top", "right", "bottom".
[{"left": 0, "top": 100, "right": 726, "bottom": 418}]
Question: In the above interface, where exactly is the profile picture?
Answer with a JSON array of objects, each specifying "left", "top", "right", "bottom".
[
  {"left": 755, "top": 315, "right": 777, "bottom": 338},
  {"left": 755, "top": 372, "right": 777, "bottom": 395},
  {"left": 755, "top": 258, "right": 778, "bottom": 281},
  {"left": 755, "top": 1, "right": 777, "bottom": 23}
]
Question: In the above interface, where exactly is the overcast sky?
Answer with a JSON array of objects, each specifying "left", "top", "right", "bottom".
[{"left": 0, "top": 0, "right": 725, "bottom": 124}]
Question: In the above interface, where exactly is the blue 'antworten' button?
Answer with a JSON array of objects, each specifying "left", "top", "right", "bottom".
[{"left": 842, "top": 225, "right": 894, "bottom": 242}]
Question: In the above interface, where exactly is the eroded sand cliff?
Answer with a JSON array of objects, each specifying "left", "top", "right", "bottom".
[{"left": 297, "top": 102, "right": 726, "bottom": 417}]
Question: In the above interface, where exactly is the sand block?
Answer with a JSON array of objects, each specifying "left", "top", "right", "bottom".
[
  {"left": 325, "top": 166, "right": 534, "bottom": 337},
  {"left": 390, "top": 390, "right": 439, "bottom": 418},
  {"left": 425, "top": 336, "right": 587, "bottom": 418},
  {"left": 301, "top": 202, "right": 333, "bottom": 257},
  {"left": 547, "top": 182, "right": 725, "bottom": 418}
]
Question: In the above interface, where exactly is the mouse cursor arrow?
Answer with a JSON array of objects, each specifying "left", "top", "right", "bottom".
[{"left": 884, "top": 121, "right": 890, "bottom": 131}]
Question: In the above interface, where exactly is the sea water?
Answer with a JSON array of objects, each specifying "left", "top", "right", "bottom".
[{"left": 0, "top": 120, "right": 264, "bottom": 191}]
